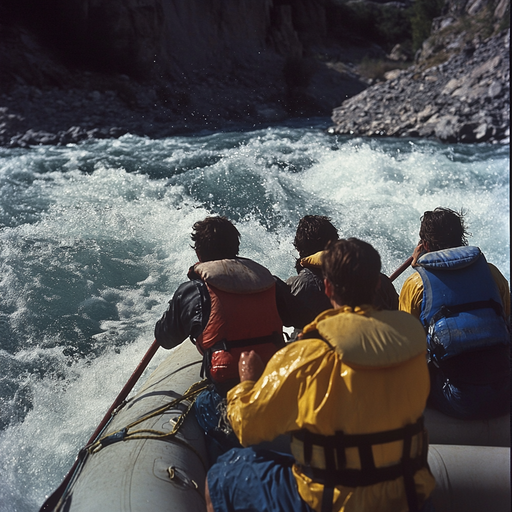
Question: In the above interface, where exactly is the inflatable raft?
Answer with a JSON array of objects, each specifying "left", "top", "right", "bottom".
[{"left": 41, "top": 340, "right": 510, "bottom": 512}]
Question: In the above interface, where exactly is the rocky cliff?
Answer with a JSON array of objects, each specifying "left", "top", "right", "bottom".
[
  {"left": 330, "top": 0, "right": 510, "bottom": 143},
  {"left": 0, "top": 0, "right": 372, "bottom": 147},
  {"left": 0, "top": 0, "right": 509, "bottom": 146}
]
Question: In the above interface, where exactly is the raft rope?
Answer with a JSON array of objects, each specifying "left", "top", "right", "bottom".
[{"left": 87, "top": 379, "right": 209, "bottom": 471}]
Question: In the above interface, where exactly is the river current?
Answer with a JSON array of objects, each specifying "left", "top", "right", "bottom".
[{"left": 0, "top": 119, "right": 509, "bottom": 511}]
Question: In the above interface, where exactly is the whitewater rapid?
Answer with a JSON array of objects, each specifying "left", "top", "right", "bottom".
[{"left": 0, "top": 122, "right": 509, "bottom": 511}]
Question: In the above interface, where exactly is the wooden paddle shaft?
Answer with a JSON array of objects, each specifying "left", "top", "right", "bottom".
[
  {"left": 389, "top": 256, "right": 413, "bottom": 282},
  {"left": 86, "top": 339, "right": 159, "bottom": 445},
  {"left": 39, "top": 339, "right": 160, "bottom": 512}
]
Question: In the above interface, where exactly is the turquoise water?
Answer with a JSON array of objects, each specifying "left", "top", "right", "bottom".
[{"left": 0, "top": 120, "right": 509, "bottom": 511}]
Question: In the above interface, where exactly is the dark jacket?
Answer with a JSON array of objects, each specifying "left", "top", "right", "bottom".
[
  {"left": 286, "top": 268, "right": 331, "bottom": 327},
  {"left": 155, "top": 267, "right": 307, "bottom": 349},
  {"left": 287, "top": 267, "right": 399, "bottom": 328}
]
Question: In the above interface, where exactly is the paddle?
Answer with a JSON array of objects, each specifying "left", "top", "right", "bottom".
[
  {"left": 39, "top": 339, "right": 160, "bottom": 512},
  {"left": 389, "top": 256, "right": 413, "bottom": 282}
]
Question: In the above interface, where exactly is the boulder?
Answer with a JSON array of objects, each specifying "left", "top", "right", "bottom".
[{"left": 330, "top": 0, "right": 510, "bottom": 144}]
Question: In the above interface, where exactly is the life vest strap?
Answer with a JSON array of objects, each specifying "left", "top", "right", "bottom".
[
  {"left": 298, "top": 453, "right": 427, "bottom": 488},
  {"left": 200, "top": 331, "right": 285, "bottom": 393},
  {"left": 430, "top": 298, "right": 503, "bottom": 326},
  {"left": 293, "top": 417, "right": 428, "bottom": 512},
  {"left": 206, "top": 331, "right": 285, "bottom": 353},
  {"left": 293, "top": 415, "right": 426, "bottom": 454}
]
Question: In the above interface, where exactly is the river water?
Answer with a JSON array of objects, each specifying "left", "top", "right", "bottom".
[{"left": 0, "top": 119, "right": 509, "bottom": 511}]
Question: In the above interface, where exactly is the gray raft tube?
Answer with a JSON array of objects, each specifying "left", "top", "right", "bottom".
[
  {"left": 262, "top": 424, "right": 512, "bottom": 512},
  {"left": 57, "top": 340, "right": 511, "bottom": 512},
  {"left": 429, "top": 444, "right": 511, "bottom": 512},
  {"left": 425, "top": 407, "right": 510, "bottom": 447},
  {"left": 425, "top": 406, "right": 511, "bottom": 512},
  {"left": 267, "top": 441, "right": 512, "bottom": 512}
]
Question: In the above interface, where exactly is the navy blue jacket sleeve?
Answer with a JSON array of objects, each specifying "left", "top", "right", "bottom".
[
  {"left": 286, "top": 268, "right": 333, "bottom": 325},
  {"left": 154, "top": 280, "right": 210, "bottom": 349},
  {"left": 274, "top": 276, "right": 311, "bottom": 329}
]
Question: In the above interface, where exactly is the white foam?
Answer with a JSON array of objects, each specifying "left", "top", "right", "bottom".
[{"left": 0, "top": 130, "right": 509, "bottom": 511}]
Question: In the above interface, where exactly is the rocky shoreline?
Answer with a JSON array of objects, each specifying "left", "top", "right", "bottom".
[
  {"left": 0, "top": 75, "right": 288, "bottom": 148},
  {"left": 0, "top": 0, "right": 509, "bottom": 148},
  {"left": 330, "top": 0, "right": 510, "bottom": 144},
  {"left": 330, "top": 28, "right": 510, "bottom": 144}
]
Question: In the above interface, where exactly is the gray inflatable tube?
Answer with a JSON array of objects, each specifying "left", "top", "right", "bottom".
[
  {"left": 59, "top": 341, "right": 208, "bottom": 512},
  {"left": 56, "top": 340, "right": 510, "bottom": 512}
]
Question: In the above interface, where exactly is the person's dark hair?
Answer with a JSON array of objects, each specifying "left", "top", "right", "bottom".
[
  {"left": 191, "top": 216, "right": 240, "bottom": 262},
  {"left": 321, "top": 238, "right": 381, "bottom": 307},
  {"left": 293, "top": 215, "right": 338, "bottom": 271},
  {"left": 419, "top": 207, "right": 469, "bottom": 251}
]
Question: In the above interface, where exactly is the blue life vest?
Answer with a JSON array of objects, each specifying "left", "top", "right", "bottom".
[{"left": 416, "top": 246, "right": 509, "bottom": 365}]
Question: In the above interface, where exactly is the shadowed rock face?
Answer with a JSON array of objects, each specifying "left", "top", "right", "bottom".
[
  {"left": 1, "top": 0, "right": 279, "bottom": 84},
  {"left": 32, "top": 0, "right": 275, "bottom": 78},
  {"left": 329, "top": 0, "right": 510, "bottom": 144},
  {"left": 0, "top": 0, "right": 508, "bottom": 146},
  {"left": 1, "top": 0, "right": 373, "bottom": 146}
]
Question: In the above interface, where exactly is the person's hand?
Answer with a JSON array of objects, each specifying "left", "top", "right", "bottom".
[
  {"left": 239, "top": 350, "right": 264, "bottom": 382},
  {"left": 411, "top": 242, "right": 425, "bottom": 267}
]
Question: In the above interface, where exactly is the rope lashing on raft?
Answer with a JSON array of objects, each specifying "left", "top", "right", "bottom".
[{"left": 87, "top": 379, "right": 209, "bottom": 469}]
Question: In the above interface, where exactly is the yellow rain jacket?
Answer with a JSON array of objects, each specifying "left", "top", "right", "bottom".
[{"left": 226, "top": 306, "right": 435, "bottom": 512}]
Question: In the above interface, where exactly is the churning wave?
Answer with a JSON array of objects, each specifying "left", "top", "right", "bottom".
[{"left": 0, "top": 123, "right": 509, "bottom": 511}]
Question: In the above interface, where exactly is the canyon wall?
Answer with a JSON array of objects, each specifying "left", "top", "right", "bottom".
[{"left": 0, "top": 0, "right": 508, "bottom": 146}]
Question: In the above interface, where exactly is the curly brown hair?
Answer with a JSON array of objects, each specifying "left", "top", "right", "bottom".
[
  {"left": 293, "top": 215, "right": 338, "bottom": 272},
  {"left": 419, "top": 207, "right": 469, "bottom": 252},
  {"left": 191, "top": 216, "right": 240, "bottom": 262},
  {"left": 321, "top": 238, "right": 381, "bottom": 307}
]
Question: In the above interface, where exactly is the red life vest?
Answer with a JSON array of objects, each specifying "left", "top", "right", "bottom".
[{"left": 194, "top": 258, "right": 284, "bottom": 388}]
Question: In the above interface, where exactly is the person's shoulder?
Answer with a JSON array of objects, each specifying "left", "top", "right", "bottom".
[
  {"left": 286, "top": 267, "right": 321, "bottom": 292},
  {"left": 376, "top": 272, "right": 398, "bottom": 309},
  {"left": 298, "top": 267, "right": 321, "bottom": 282},
  {"left": 282, "top": 335, "right": 332, "bottom": 359},
  {"left": 300, "top": 250, "right": 324, "bottom": 269},
  {"left": 486, "top": 262, "right": 510, "bottom": 315},
  {"left": 286, "top": 274, "right": 299, "bottom": 286},
  {"left": 487, "top": 262, "right": 509, "bottom": 284},
  {"left": 402, "top": 270, "right": 423, "bottom": 287},
  {"left": 398, "top": 272, "right": 423, "bottom": 316},
  {"left": 399, "top": 271, "right": 423, "bottom": 300},
  {"left": 172, "top": 278, "right": 204, "bottom": 299}
]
